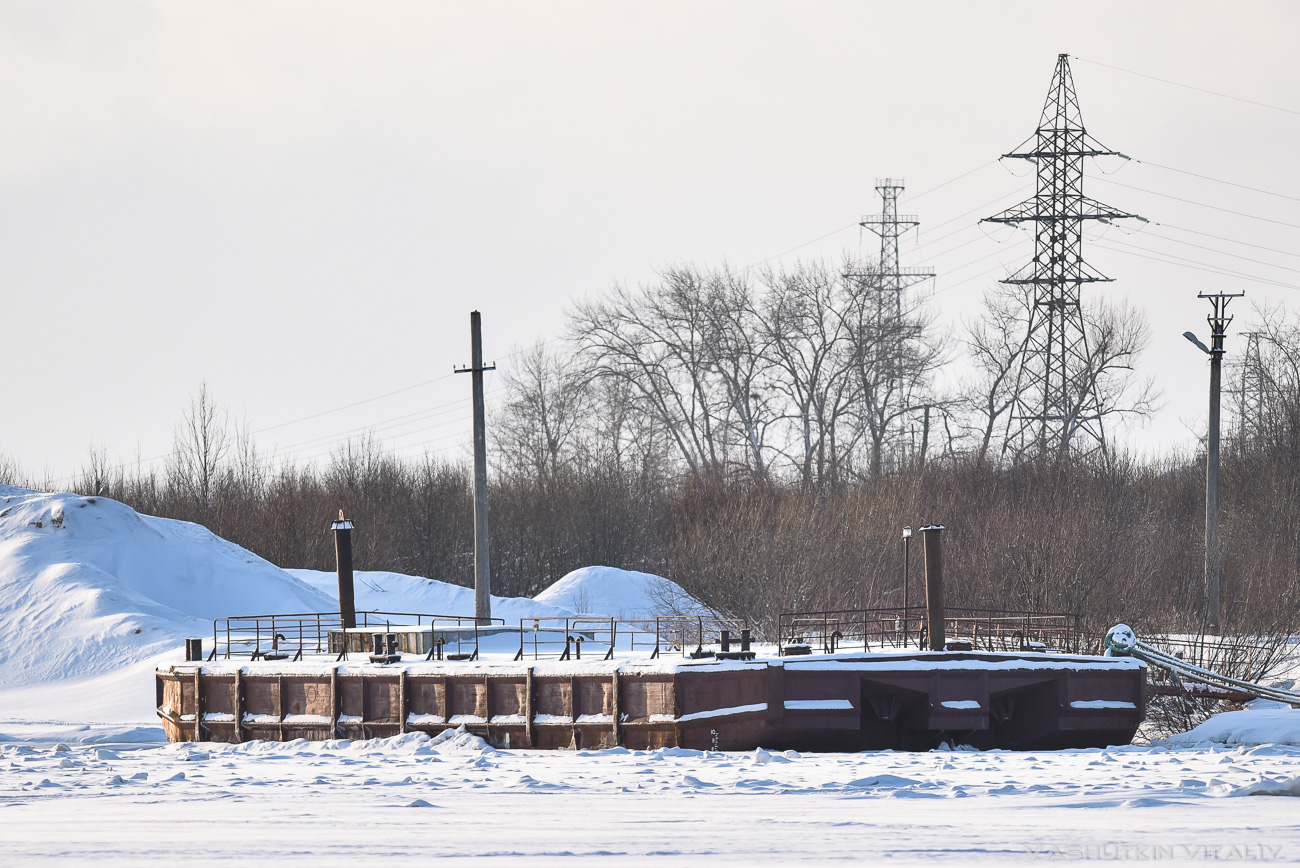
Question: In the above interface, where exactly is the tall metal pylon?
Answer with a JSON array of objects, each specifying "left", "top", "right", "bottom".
[
  {"left": 1233, "top": 331, "right": 1271, "bottom": 447},
  {"left": 982, "top": 54, "right": 1143, "bottom": 459},
  {"left": 857, "top": 179, "right": 934, "bottom": 468}
]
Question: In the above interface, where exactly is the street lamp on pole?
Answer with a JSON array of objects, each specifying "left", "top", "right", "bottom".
[
  {"left": 1185, "top": 291, "right": 1243, "bottom": 634},
  {"left": 902, "top": 525, "right": 913, "bottom": 647}
]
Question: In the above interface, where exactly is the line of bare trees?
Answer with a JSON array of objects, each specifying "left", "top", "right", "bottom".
[
  {"left": 495, "top": 261, "right": 1156, "bottom": 493},
  {"left": 1, "top": 263, "right": 1296, "bottom": 644}
]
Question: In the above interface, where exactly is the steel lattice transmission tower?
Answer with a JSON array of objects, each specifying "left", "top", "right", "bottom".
[
  {"left": 857, "top": 179, "right": 934, "bottom": 466},
  {"left": 982, "top": 54, "right": 1142, "bottom": 459},
  {"left": 1233, "top": 331, "right": 1271, "bottom": 447}
]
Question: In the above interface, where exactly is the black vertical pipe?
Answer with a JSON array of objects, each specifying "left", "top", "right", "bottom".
[
  {"left": 922, "top": 524, "right": 945, "bottom": 652},
  {"left": 332, "top": 510, "right": 356, "bottom": 630}
]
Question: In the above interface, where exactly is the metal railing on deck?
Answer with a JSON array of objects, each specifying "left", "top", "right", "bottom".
[
  {"left": 623, "top": 616, "right": 750, "bottom": 658},
  {"left": 211, "top": 611, "right": 504, "bottom": 660},
  {"left": 512, "top": 615, "right": 751, "bottom": 661},
  {"left": 777, "top": 606, "right": 1081, "bottom": 655},
  {"left": 514, "top": 616, "right": 620, "bottom": 661}
]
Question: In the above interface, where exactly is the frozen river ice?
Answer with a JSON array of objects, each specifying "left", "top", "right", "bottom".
[{"left": 3, "top": 730, "right": 1299, "bottom": 865}]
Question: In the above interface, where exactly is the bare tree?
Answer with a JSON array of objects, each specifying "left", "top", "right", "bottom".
[
  {"left": 841, "top": 258, "right": 946, "bottom": 477},
  {"left": 963, "top": 282, "right": 1032, "bottom": 463},
  {"left": 571, "top": 266, "right": 751, "bottom": 478},
  {"left": 963, "top": 284, "right": 1157, "bottom": 463},
  {"left": 757, "top": 260, "right": 858, "bottom": 490},
  {"left": 701, "top": 268, "right": 774, "bottom": 480},
  {"left": 495, "top": 341, "right": 592, "bottom": 479},
  {"left": 169, "top": 382, "right": 230, "bottom": 509},
  {"left": 1070, "top": 297, "right": 1159, "bottom": 456}
]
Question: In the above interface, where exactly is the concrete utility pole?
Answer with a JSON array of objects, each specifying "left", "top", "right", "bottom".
[
  {"left": 456, "top": 311, "right": 496, "bottom": 625},
  {"left": 1186, "top": 291, "right": 1243, "bottom": 634}
]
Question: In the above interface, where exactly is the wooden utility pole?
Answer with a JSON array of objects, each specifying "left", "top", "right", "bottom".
[{"left": 456, "top": 311, "right": 496, "bottom": 624}]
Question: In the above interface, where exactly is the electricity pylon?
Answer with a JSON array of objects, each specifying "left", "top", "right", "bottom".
[
  {"left": 1233, "top": 331, "right": 1271, "bottom": 447},
  {"left": 855, "top": 179, "right": 934, "bottom": 470},
  {"left": 982, "top": 54, "right": 1143, "bottom": 459}
]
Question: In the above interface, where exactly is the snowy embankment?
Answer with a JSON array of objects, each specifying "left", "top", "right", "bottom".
[
  {"left": 1164, "top": 700, "right": 1300, "bottom": 748},
  {"left": 0, "top": 485, "right": 709, "bottom": 741}
]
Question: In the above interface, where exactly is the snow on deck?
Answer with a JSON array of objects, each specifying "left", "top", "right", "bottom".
[{"left": 167, "top": 647, "right": 1142, "bottom": 679}]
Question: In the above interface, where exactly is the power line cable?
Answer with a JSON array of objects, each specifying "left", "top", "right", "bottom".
[
  {"left": 251, "top": 372, "right": 456, "bottom": 435},
  {"left": 740, "top": 167, "right": 1020, "bottom": 274},
  {"left": 265, "top": 387, "right": 509, "bottom": 464},
  {"left": 1134, "top": 159, "right": 1300, "bottom": 205},
  {"left": 1074, "top": 56, "right": 1300, "bottom": 117},
  {"left": 1155, "top": 222, "right": 1300, "bottom": 261},
  {"left": 1138, "top": 229, "right": 1300, "bottom": 277},
  {"left": 1093, "top": 239, "right": 1300, "bottom": 292},
  {"left": 1092, "top": 177, "right": 1300, "bottom": 231},
  {"left": 905, "top": 161, "right": 999, "bottom": 201}
]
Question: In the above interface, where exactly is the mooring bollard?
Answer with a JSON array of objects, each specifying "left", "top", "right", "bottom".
[
  {"left": 922, "top": 525, "right": 945, "bottom": 652},
  {"left": 741, "top": 629, "right": 751, "bottom": 652},
  {"left": 185, "top": 638, "right": 203, "bottom": 661},
  {"left": 720, "top": 630, "right": 731, "bottom": 653},
  {"left": 331, "top": 511, "right": 356, "bottom": 630}
]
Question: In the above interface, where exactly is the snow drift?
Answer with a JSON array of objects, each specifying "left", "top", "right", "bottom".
[
  {"left": 0, "top": 485, "right": 334, "bottom": 688},
  {"left": 534, "top": 565, "right": 711, "bottom": 620},
  {"left": 288, "top": 569, "right": 575, "bottom": 622}
]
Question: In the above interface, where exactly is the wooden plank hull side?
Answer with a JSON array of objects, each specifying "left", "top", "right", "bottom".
[{"left": 156, "top": 654, "right": 1144, "bottom": 751}]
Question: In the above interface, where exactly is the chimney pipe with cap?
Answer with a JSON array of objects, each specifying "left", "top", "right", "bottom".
[
  {"left": 921, "top": 524, "right": 945, "bottom": 651},
  {"left": 332, "top": 510, "right": 356, "bottom": 630}
]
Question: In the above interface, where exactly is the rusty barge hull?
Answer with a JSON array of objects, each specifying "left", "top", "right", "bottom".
[{"left": 155, "top": 651, "right": 1146, "bottom": 752}]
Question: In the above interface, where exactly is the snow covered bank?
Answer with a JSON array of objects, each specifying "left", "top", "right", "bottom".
[{"left": 1165, "top": 703, "right": 1300, "bottom": 748}]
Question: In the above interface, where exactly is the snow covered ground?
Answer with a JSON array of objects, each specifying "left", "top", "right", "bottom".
[
  {"left": 3, "top": 732, "right": 1299, "bottom": 864},
  {"left": 3, "top": 485, "right": 1300, "bottom": 863}
]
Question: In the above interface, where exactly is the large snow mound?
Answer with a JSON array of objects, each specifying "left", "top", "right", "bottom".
[
  {"left": 534, "top": 566, "right": 711, "bottom": 620},
  {"left": 288, "top": 569, "right": 574, "bottom": 622},
  {"left": 0, "top": 485, "right": 333, "bottom": 689},
  {"left": 1165, "top": 704, "right": 1300, "bottom": 748}
]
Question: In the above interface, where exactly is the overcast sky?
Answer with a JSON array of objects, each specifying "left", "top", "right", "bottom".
[{"left": 2, "top": 1, "right": 1298, "bottom": 484}]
